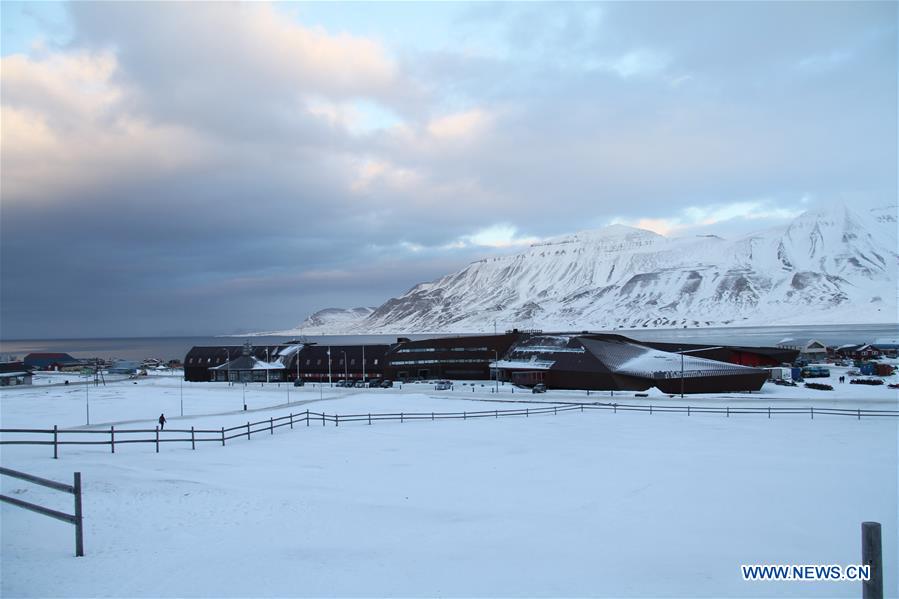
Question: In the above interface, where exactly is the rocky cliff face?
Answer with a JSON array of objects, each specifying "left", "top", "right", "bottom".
[{"left": 291, "top": 205, "right": 898, "bottom": 334}]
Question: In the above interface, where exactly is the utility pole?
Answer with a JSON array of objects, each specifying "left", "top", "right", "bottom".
[
  {"left": 362, "top": 345, "right": 366, "bottom": 382},
  {"left": 680, "top": 347, "right": 684, "bottom": 399},
  {"left": 327, "top": 346, "right": 332, "bottom": 387},
  {"left": 494, "top": 349, "right": 499, "bottom": 393}
]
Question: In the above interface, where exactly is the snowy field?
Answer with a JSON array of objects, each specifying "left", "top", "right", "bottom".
[{"left": 1, "top": 373, "right": 897, "bottom": 597}]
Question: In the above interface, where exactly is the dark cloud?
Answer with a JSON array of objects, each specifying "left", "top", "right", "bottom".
[{"left": 1, "top": 2, "right": 895, "bottom": 338}]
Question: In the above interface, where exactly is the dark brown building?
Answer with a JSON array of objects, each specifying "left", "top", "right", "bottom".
[{"left": 382, "top": 333, "right": 523, "bottom": 381}]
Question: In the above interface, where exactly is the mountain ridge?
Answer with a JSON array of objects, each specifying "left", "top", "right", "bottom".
[{"left": 274, "top": 205, "right": 898, "bottom": 335}]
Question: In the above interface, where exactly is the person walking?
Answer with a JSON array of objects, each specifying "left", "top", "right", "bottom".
[{"left": 158, "top": 413, "right": 166, "bottom": 430}]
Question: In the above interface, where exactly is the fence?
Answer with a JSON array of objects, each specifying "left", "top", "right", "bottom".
[
  {"left": 0, "top": 467, "right": 84, "bottom": 556},
  {"left": 1, "top": 402, "right": 897, "bottom": 459}
]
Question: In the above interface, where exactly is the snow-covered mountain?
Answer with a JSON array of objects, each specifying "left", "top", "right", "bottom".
[{"left": 285, "top": 205, "right": 898, "bottom": 334}]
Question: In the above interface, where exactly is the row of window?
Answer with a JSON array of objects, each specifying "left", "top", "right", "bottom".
[
  {"left": 303, "top": 358, "right": 379, "bottom": 367},
  {"left": 394, "top": 347, "right": 490, "bottom": 353},
  {"left": 387, "top": 358, "right": 490, "bottom": 366}
]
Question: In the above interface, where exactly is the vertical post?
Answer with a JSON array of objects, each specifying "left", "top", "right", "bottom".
[
  {"left": 290, "top": 413, "right": 294, "bottom": 429},
  {"left": 768, "top": 406, "right": 771, "bottom": 419},
  {"left": 110, "top": 426, "right": 115, "bottom": 454},
  {"left": 526, "top": 408, "right": 529, "bottom": 418},
  {"left": 53, "top": 425, "right": 58, "bottom": 459},
  {"left": 191, "top": 426, "right": 196, "bottom": 450},
  {"left": 221, "top": 427, "right": 225, "bottom": 446},
  {"left": 464, "top": 411, "right": 467, "bottom": 420},
  {"left": 649, "top": 405, "right": 652, "bottom": 415},
  {"left": 858, "top": 408, "right": 861, "bottom": 420},
  {"left": 554, "top": 406, "right": 557, "bottom": 415},
  {"left": 810, "top": 407, "right": 814, "bottom": 420},
  {"left": 687, "top": 406, "right": 691, "bottom": 416},
  {"left": 270, "top": 417, "right": 274, "bottom": 434},
  {"left": 862, "top": 522, "right": 882, "bottom": 599},
  {"left": 400, "top": 413, "right": 403, "bottom": 423},
  {"left": 431, "top": 412, "right": 434, "bottom": 421},
  {"left": 368, "top": 413, "right": 372, "bottom": 425},
  {"left": 73, "top": 472, "right": 84, "bottom": 557},
  {"left": 614, "top": 404, "right": 617, "bottom": 414},
  {"left": 155, "top": 426, "right": 160, "bottom": 453},
  {"left": 247, "top": 422, "right": 251, "bottom": 440},
  {"left": 306, "top": 409, "right": 310, "bottom": 427},
  {"left": 336, "top": 414, "right": 339, "bottom": 427},
  {"left": 322, "top": 412, "right": 325, "bottom": 427},
  {"left": 495, "top": 410, "right": 498, "bottom": 418},
  {"left": 726, "top": 407, "right": 729, "bottom": 418}
]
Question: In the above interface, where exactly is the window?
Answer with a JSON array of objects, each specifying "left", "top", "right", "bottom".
[
  {"left": 305, "top": 359, "right": 311, "bottom": 366},
  {"left": 350, "top": 359, "right": 356, "bottom": 366},
  {"left": 189, "top": 358, "right": 194, "bottom": 364},
  {"left": 374, "top": 359, "right": 379, "bottom": 365},
  {"left": 207, "top": 358, "right": 212, "bottom": 363},
  {"left": 316, "top": 359, "right": 322, "bottom": 366}
]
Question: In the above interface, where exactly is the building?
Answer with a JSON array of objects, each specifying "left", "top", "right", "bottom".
[
  {"left": 798, "top": 340, "right": 829, "bottom": 363},
  {"left": 23, "top": 352, "right": 82, "bottom": 371},
  {"left": 184, "top": 342, "right": 390, "bottom": 383},
  {"left": 0, "top": 361, "right": 33, "bottom": 386},
  {"left": 494, "top": 333, "right": 770, "bottom": 394},
  {"left": 382, "top": 333, "right": 523, "bottom": 381}
]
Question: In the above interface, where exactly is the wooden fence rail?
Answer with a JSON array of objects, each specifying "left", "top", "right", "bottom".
[
  {"left": 0, "top": 467, "right": 83, "bottom": 556},
  {"left": 1, "top": 403, "right": 896, "bottom": 459}
]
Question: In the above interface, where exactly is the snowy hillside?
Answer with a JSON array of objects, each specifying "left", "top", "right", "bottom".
[
  {"left": 268, "top": 307, "right": 376, "bottom": 336},
  {"left": 297, "top": 205, "right": 898, "bottom": 334}
]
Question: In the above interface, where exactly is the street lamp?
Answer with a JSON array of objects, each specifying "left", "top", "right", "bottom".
[
  {"left": 327, "top": 346, "right": 332, "bottom": 387},
  {"left": 680, "top": 347, "right": 684, "bottom": 399},
  {"left": 341, "top": 351, "right": 348, "bottom": 382},
  {"left": 494, "top": 349, "right": 499, "bottom": 393}
]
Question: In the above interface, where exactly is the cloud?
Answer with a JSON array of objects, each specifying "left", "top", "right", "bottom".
[{"left": 1, "top": 1, "right": 895, "bottom": 338}]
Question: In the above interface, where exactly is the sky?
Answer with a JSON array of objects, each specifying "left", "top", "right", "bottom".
[{"left": 1, "top": 1, "right": 896, "bottom": 339}]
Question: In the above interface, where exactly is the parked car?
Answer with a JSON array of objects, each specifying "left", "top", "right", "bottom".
[
  {"left": 380, "top": 379, "right": 393, "bottom": 388},
  {"left": 434, "top": 380, "right": 452, "bottom": 390},
  {"left": 293, "top": 379, "right": 304, "bottom": 387},
  {"left": 354, "top": 380, "right": 367, "bottom": 388},
  {"left": 335, "top": 380, "right": 350, "bottom": 388},
  {"left": 532, "top": 383, "right": 547, "bottom": 394}
]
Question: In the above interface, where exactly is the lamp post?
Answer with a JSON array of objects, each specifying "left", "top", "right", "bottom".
[
  {"left": 265, "top": 347, "right": 270, "bottom": 384},
  {"left": 494, "top": 349, "right": 499, "bottom": 393},
  {"left": 341, "top": 351, "right": 348, "bottom": 382},
  {"left": 180, "top": 373, "right": 183, "bottom": 417},
  {"left": 225, "top": 347, "right": 231, "bottom": 385},
  {"left": 327, "top": 346, "right": 332, "bottom": 387},
  {"left": 362, "top": 345, "right": 366, "bottom": 382},
  {"left": 85, "top": 369, "right": 90, "bottom": 426},
  {"left": 679, "top": 347, "right": 684, "bottom": 399}
]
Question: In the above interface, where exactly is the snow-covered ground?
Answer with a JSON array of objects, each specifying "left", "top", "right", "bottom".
[{"left": 1, "top": 374, "right": 897, "bottom": 597}]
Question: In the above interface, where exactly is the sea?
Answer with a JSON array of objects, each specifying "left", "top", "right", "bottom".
[{"left": 1, "top": 324, "right": 897, "bottom": 362}]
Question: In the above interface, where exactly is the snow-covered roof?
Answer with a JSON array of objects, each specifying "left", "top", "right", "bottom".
[
  {"left": 210, "top": 356, "right": 284, "bottom": 371},
  {"left": 492, "top": 359, "right": 554, "bottom": 371},
  {"left": 0, "top": 371, "right": 30, "bottom": 378}
]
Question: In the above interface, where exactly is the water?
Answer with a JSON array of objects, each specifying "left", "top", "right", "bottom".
[{"left": 1, "top": 324, "right": 896, "bottom": 362}]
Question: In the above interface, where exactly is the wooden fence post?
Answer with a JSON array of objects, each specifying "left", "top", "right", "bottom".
[
  {"left": 322, "top": 412, "right": 325, "bottom": 426},
  {"left": 726, "top": 407, "right": 729, "bottom": 418},
  {"left": 191, "top": 426, "right": 196, "bottom": 450},
  {"left": 526, "top": 408, "right": 529, "bottom": 417},
  {"left": 768, "top": 406, "right": 771, "bottom": 419},
  {"left": 155, "top": 426, "right": 160, "bottom": 453},
  {"left": 400, "top": 413, "right": 403, "bottom": 423},
  {"left": 111, "top": 426, "right": 115, "bottom": 453},
  {"left": 810, "top": 407, "right": 814, "bottom": 420},
  {"left": 463, "top": 411, "right": 466, "bottom": 420},
  {"left": 289, "top": 413, "right": 294, "bottom": 429},
  {"left": 649, "top": 405, "right": 652, "bottom": 415},
  {"left": 858, "top": 408, "right": 861, "bottom": 420},
  {"left": 862, "top": 521, "right": 883, "bottom": 599},
  {"left": 306, "top": 409, "right": 310, "bottom": 427},
  {"left": 221, "top": 427, "right": 225, "bottom": 446},
  {"left": 246, "top": 422, "right": 251, "bottom": 440},
  {"left": 554, "top": 406, "right": 557, "bottom": 415},
  {"left": 336, "top": 414, "right": 339, "bottom": 427},
  {"left": 53, "top": 425, "right": 59, "bottom": 459},
  {"left": 495, "top": 410, "right": 498, "bottom": 418},
  {"left": 687, "top": 406, "right": 691, "bottom": 416},
  {"left": 270, "top": 417, "right": 274, "bottom": 434},
  {"left": 368, "top": 413, "right": 372, "bottom": 425},
  {"left": 73, "top": 472, "right": 83, "bottom": 557}
]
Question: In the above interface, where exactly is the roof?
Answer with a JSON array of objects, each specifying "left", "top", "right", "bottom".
[{"left": 0, "top": 371, "right": 30, "bottom": 378}]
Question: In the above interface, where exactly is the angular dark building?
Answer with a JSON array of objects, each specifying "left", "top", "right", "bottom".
[{"left": 495, "top": 333, "right": 772, "bottom": 394}]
